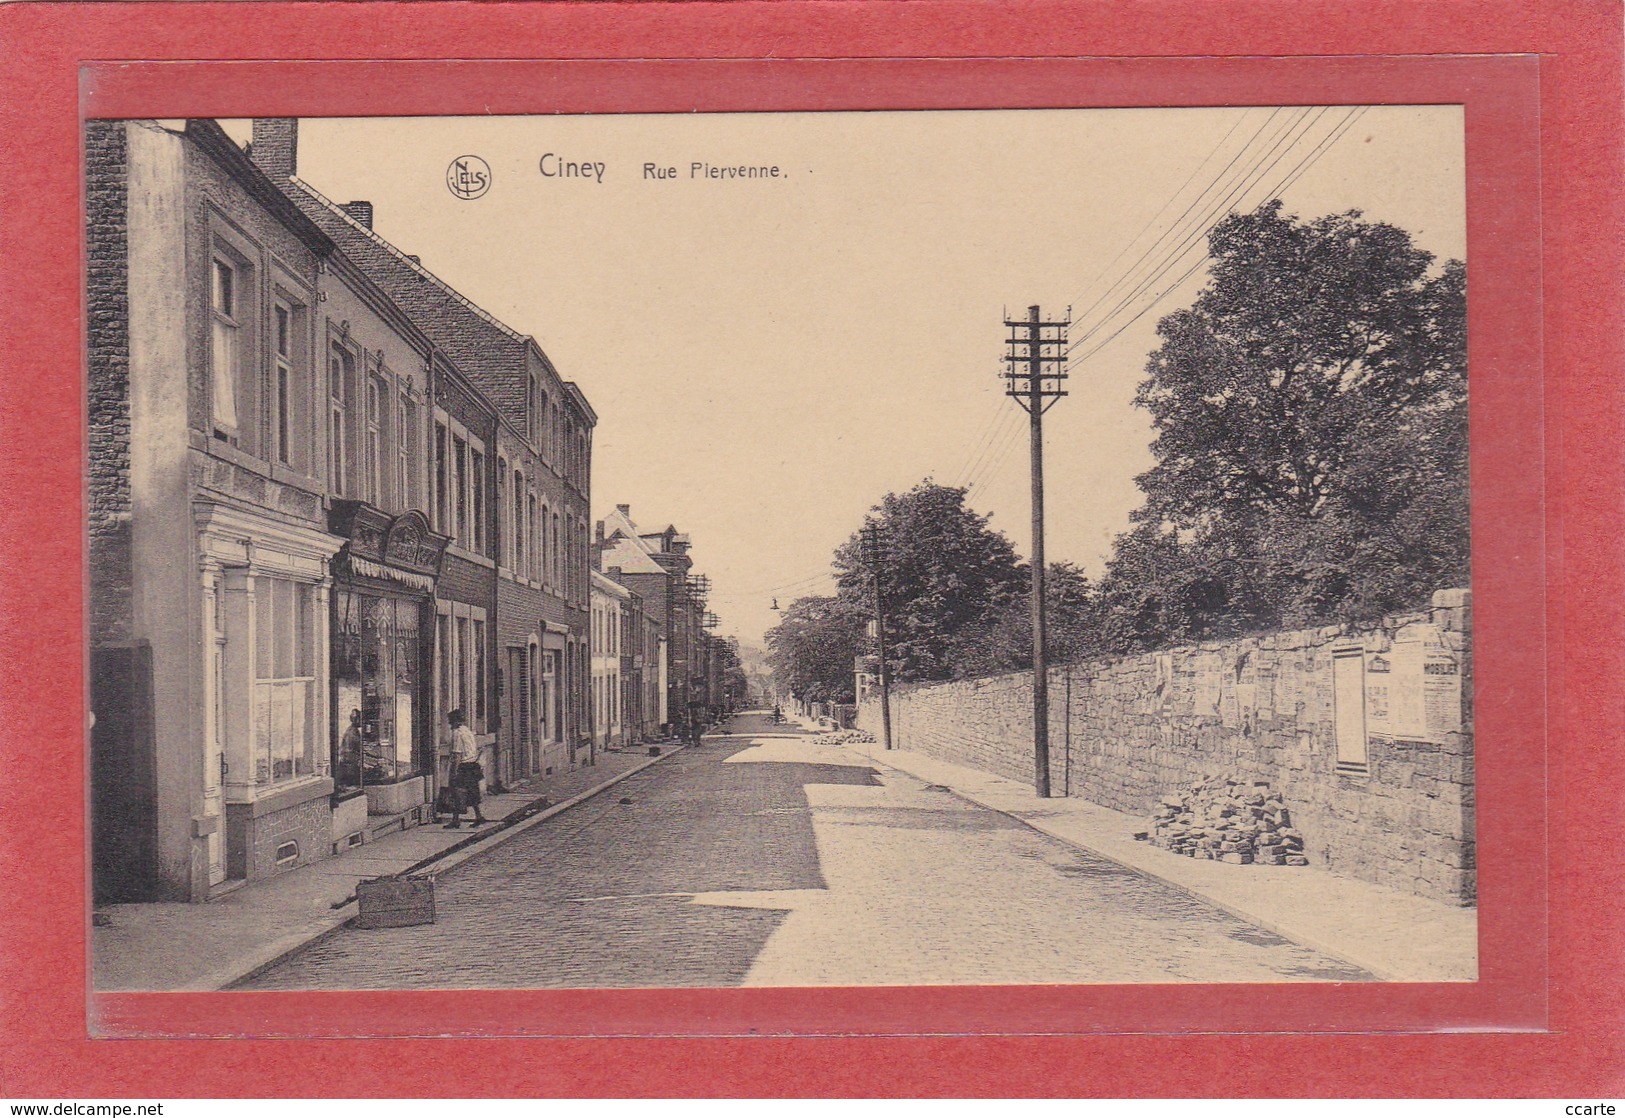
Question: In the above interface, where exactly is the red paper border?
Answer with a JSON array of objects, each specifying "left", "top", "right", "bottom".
[{"left": 0, "top": 0, "right": 1619, "bottom": 1098}]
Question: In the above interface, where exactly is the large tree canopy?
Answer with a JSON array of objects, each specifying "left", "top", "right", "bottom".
[
  {"left": 1100, "top": 202, "right": 1468, "bottom": 647},
  {"left": 832, "top": 481, "right": 1027, "bottom": 683}
]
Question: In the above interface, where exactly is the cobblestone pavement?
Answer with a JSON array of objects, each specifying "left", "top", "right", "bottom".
[{"left": 244, "top": 713, "right": 1372, "bottom": 989}]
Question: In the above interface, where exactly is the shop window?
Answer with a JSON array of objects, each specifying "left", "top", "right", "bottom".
[
  {"left": 252, "top": 578, "right": 317, "bottom": 785},
  {"left": 473, "top": 618, "right": 487, "bottom": 728},
  {"left": 333, "top": 592, "right": 422, "bottom": 792},
  {"left": 438, "top": 612, "right": 452, "bottom": 716},
  {"left": 455, "top": 615, "right": 470, "bottom": 715}
]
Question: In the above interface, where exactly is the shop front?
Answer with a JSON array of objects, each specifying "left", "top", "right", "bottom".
[{"left": 327, "top": 501, "right": 449, "bottom": 834}]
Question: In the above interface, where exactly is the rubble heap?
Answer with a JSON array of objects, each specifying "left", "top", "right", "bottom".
[
  {"left": 818, "top": 728, "right": 876, "bottom": 746},
  {"left": 1137, "top": 775, "right": 1310, "bottom": 866}
]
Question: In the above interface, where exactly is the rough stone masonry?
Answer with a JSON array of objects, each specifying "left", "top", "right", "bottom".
[{"left": 857, "top": 589, "right": 1474, "bottom": 905}]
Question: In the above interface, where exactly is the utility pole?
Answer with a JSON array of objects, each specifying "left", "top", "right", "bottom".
[
  {"left": 1004, "top": 304, "right": 1069, "bottom": 797},
  {"left": 860, "top": 521, "right": 895, "bottom": 751}
]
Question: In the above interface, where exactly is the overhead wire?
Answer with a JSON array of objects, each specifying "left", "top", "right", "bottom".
[
  {"left": 1066, "top": 106, "right": 1323, "bottom": 356},
  {"left": 965, "top": 107, "right": 1366, "bottom": 498},
  {"left": 950, "top": 389, "right": 1019, "bottom": 488},
  {"left": 1063, "top": 107, "right": 1299, "bottom": 351},
  {"left": 1067, "top": 105, "right": 1369, "bottom": 368},
  {"left": 1063, "top": 107, "right": 1260, "bottom": 316}
]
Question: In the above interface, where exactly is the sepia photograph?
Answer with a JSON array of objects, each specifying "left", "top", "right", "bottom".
[{"left": 85, "top": 104, "right": 1475, "bottom": 1001}]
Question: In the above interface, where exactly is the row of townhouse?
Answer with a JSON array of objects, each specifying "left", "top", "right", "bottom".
[
  {"left": 590, "top": 505, "right": 727, "bottom": 749},
  {"left": 87, "top": 117, "right": 598, "bottom": 903}
]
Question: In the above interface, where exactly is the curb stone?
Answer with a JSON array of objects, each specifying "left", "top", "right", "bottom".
[{"left": 218, "top": 746, "right": 686, "bottom": 991}]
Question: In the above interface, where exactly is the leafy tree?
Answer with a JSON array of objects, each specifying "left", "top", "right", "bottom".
[
  {"left": 951, "top": 561, "right": 1106, "bottom": 675},
  {"left": 832, "top": 481, "right": 1027, "bottom": 682},
  {"left": 763, "top": 595, "right": 866, "bottom": 704},
  {"left": 1100, "top": 201, "right": 1468, "bottom": 647}
]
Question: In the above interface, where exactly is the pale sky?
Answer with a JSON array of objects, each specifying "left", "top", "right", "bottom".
[{"left": 224, "top": 107, "right": 1465, "bottom": 645}]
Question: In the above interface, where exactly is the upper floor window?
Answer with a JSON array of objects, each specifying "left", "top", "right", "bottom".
[
  {"left": 527, "top": 374, "right": 539, "bottom": 446},
  {"left": 272, "top": 303, "right": 292, "bottom": 465},
  {"left": 365, "top": 375, "right": 384, "bottom": 503},
  {"left": 433, "top": 421, "right": 449, "bottom": 530},
  {"left": 211, "top": 256, "right": 243, "bottom": 442},
  {"left": 512, "top": 470, "right": 525, "bottom": 575},
  {"left": 471, "top": 446, "right": 486, "bottom": 555},
  {"left": 329, "top": 345, "right": 355, "bottom": 496},
  {"left": 398, "top": 394, "right": 417, "bottom": 511},
  {"left": 431, "top": 411, "right": 484, "bottom": 555}
]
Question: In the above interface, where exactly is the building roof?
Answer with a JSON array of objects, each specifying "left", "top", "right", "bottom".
[
  {"left": 598, "top": 536, "right": 668, "bottom": 576},
  {"left": 591, "top": 569, "right": 632, "bottom": 599}
]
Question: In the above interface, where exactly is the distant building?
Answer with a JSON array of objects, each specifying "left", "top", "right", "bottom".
[
  {"left": 589, "top": 570, "right": 629, "bottom": 749},
  {"left": 594, "top": 504, "right": 709, "bottom": 729}
]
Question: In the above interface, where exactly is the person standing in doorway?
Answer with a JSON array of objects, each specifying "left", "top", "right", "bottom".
[{"left": 444, "top": 709, "right": 488, "bottom": 829}]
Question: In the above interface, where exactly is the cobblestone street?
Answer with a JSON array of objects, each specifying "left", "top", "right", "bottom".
[{"left": 243, "top": 712, "right": 1373, "bottom": 989}]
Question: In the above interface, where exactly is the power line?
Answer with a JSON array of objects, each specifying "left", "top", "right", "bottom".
[
  {"left": 964, "top": 412, "right": 1030, "bottom": 494},
  {"left": 1067, "top": 106, "right": 1323, "bottom": 356},
  {"left": 1067, "top": 106, "right": 1369, "bottom": 368},
  {"left": 958, "top": 407, "right": 1027, "bottom": 492},
  {"left": 1065, "top": 106, "right": 1342, "bottom": 360},
  {"left": 1064, "top": 107, "right": 1259, "bottom": 315},
  {"left": 1065, "top": 107, "right": 1298, "bottom": 350},
  {"left": 951, "top": 390, "right": 1018, "bottom": 487}
]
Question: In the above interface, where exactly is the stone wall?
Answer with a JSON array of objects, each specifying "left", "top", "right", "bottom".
[
  {"left": 858, "top": 590, "right": 1475, "bottom": 905},
  {"left": 86, "top": 120, "right": 132, "bottom": 646},
  {"left": 225, "top": 788, "right": 333, "bottom": 882}
]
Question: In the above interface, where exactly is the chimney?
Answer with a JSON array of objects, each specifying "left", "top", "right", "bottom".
[
  {"left": 249, "top": 118, "right": 297, "bottom": 180},
  {"left": 341, "top": 201, "right": 374, "bottom": 229},
  {"left": 595, "top": 520, "right": 605, "bottom": 544},
  {"left": 616, "top": 503, "right": 631, "bottom": 518},
  {"left": 405, "top": 254, "right": 420, "bottom": 265}
]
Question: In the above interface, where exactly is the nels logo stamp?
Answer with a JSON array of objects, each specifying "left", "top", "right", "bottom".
[{"left": 446, "top": 155, "right": 491, "bottom": 200}]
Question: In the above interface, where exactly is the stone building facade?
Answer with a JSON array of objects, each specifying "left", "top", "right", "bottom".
[
  {"left": 258, "top": 120, "right": 596, "bottom": 782},
  {"left": 857, "top": 590, "right": 1475, "bottom": 904},
  {"left": 87, "top": 117, "right": 600, "bottom": 902},
  {"left": 590, "top": 570, "right": 629, "bottom": 749},
  {"left": 88, "top": 119, "right": 343, "bottom": 901}
]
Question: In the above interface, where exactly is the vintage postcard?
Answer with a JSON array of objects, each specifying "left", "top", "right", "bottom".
[
  {"left": 85, "top": 99, "right": 1501, "bottom": 1009},
  {"left": 0, "top": 4, "right": 1601, "bottom": 1087}
]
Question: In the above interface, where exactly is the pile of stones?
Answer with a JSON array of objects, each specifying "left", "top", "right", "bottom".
[
  {"left": 818, "top": 728, "right": 876, "bottom": 745},
  {"left": 1137, "top": 775, "right": 1309, "bottom": 866}
]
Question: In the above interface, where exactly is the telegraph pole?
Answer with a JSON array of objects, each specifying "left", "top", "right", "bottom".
[
  {"left": 860, "top": 522, "right": 894, "bottom": 751},
  {"left": 1004, "top": 305, "right": 1069, "bottom": 797}
]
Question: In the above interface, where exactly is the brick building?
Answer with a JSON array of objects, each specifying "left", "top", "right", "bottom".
[
  {"left": 609, "top": 575, "right": 664, "bottom": 743},
  {"left": 87, "top": 117, "right": 597, "bottom": 902},
  {"left": 258, "top": 120, "right": 596, "bottom": 783},
  {"left": 595, "top": 505, "right": 709, "bottom": 733}
]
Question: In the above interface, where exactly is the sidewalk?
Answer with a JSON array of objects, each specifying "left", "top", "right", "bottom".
[
  {"left": 815, "top": 722, "right": 1477, "bottom": 982},
  {"left": 91, "top": 745, "right": 681, "bottom": 992}
]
